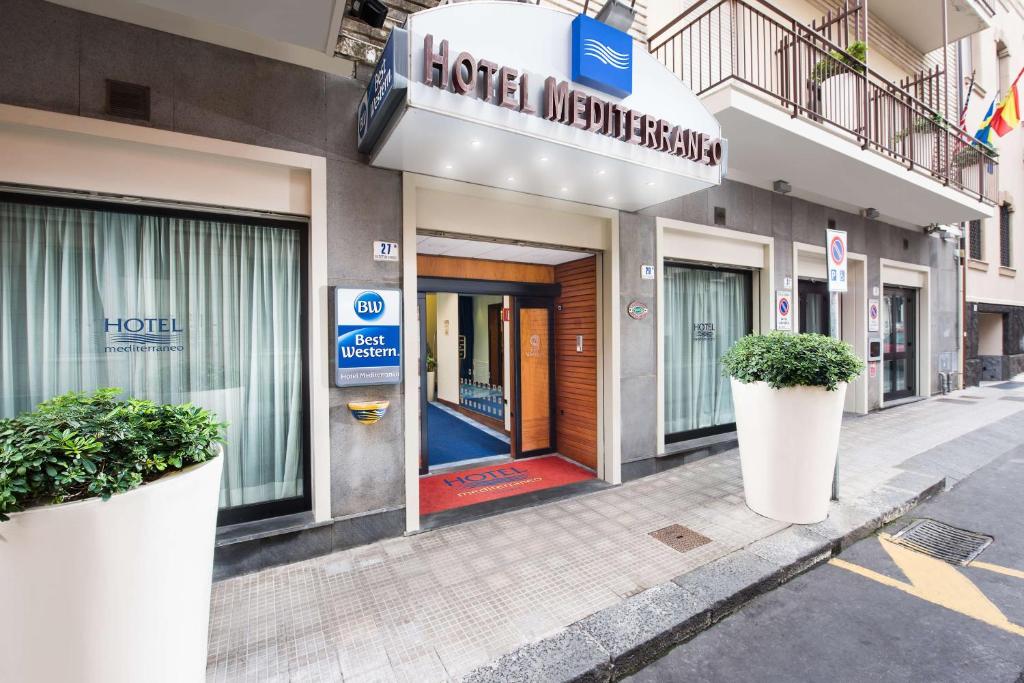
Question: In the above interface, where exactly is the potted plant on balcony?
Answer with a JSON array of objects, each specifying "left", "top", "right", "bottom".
[
  {"left": 812, "top": 40, "right": 867, "bottom": 131},
  {"left": 891, "top": 112, "right": 945, "bottom": 167},
  {"left": 723, "top": 332, "right": 863, "bottom": 524},
  {"left": 0, "top": 388, "right": 225, "bottom": 683}
]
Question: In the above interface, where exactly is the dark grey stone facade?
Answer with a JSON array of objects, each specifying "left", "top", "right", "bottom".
[{"left": 964, "top": 301, "right": 1024, "bottom": 385}]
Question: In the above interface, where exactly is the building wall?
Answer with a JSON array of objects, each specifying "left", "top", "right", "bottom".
[{"left": 0, "top": 0, "right": 408, "bottom": 555}]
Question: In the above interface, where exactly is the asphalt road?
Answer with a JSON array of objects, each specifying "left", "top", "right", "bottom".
[{"left": 628, "top": 447, "right": 1024, "bottom": 683}]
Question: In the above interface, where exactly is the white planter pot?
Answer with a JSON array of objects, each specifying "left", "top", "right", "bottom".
[
  {"left": 731, "top": 379, "right": 847, "bottom": 524},
  {"left": 427, "top": 370, "right": 437, "bottom": 401},
  {"left": 0, "top": 454, "right": 223, "bottom": 683},
  {"left": 819, "top": 72, "right": 859, "bottom": 132}
]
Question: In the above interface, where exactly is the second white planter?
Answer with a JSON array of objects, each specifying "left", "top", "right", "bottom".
[{"left": 731, "top": 379, "right": 847, "bottom": 524}]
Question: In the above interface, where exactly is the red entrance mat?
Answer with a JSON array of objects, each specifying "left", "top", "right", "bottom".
[{"left": 420, "top": 456, "right": 595, "bottom": 515}]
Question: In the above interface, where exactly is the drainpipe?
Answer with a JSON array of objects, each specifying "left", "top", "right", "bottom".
[
  {"left": 862, "top": 0, "right": 870, "bottom": 150},
  {"left": 942, "top": 0, "right": 950, "bottom": 184}
]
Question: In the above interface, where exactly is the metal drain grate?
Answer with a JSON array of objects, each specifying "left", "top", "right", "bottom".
[
  {"left": 993, "top": 381, "right": 1024, "bottom": 390},
  {"left": 890, "top": 519, "right": 993, "bottom": 566},
  {"left": 1000, "top": 396, "right": 1024, "bottom": 402},
  {"left": 938, "top": 398, "right": 974, "bottom": 405},
  {"left": 650, "top": 524, "right": 712, "bottom": 553}
]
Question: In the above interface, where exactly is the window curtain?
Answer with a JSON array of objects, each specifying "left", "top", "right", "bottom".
[
  {"left": 0, "top": 199, "right": 304, "bottom": 508},
  {"left": 664, "top": 265, "right": 750, "bottom": 437}
]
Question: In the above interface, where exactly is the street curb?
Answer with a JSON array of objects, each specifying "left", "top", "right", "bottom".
[{"left": 460, "top": 474, "right": 945, "bottom": 683}]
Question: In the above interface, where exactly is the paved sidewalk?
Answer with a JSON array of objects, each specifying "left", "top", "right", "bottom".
[{"left": 206, "top": 382, "right": 1024, "bottom": 682}]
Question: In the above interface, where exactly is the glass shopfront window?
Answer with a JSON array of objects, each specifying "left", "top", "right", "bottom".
[
  {"left": 664, "top": 263, "right": 752, "bottom": 442},
  {"left": 0, "top": 195, "right": 308, "bottom": 523}
]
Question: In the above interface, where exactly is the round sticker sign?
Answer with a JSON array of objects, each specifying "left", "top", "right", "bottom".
[
  {"left": 830, "top": 235, "right": 846, "bottom": 265},
  {"left": 778, "top": 298, "right": 790, "bottom": 315},
  {"left": 627, "top": 301, "right": 649, "bottom": 320}
]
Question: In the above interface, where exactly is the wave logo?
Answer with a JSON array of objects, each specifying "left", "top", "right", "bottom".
[
  {"left": 572, "top": 13, "right": 633, "bottom": 98},
  {"left": 581, "top": 38, "right": 630, "bottom": 71},
  {"left": 354, "top": 291, "right": 386, "bottom": 321}
]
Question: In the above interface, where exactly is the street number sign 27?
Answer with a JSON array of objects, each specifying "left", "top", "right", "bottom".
[{"left": 826, "top": 229, "right": 848, "bottom": 293}]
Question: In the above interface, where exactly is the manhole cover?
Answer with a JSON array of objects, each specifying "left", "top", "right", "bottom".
[
  {"left": 650, "top": 524, "right": 712, "bottom": 553},
  {"left": 890, "top": 519, "right": 993, "bottom": 566},
  {"left": 938, "top": 398, "right": 974, "bottom": 405},
  {"left": 958, "top": 395, "right": 984, "bottom": 400},
  {"left": 993, "top": 381, "right": 1024, "bottom": 390},
  {"left": 1000, "top": 396, "right": 1024, "bottom": 402}
]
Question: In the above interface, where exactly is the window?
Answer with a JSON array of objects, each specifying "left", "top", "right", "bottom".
[
  {"left": 969, "top": 219, "right": 983, "bottom": 261},
  {"left": 0, "top": 194, "right": 309, "bottom": 523},
  {"left": 663, "top": 263, "right": 752, "bottom": 442},
  {"left": 1000, "top": 203, "right": 1012, "bottom": 268}
]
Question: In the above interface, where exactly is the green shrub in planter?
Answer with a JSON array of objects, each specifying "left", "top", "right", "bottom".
[
  {"left": 0, "top": 388, "right": 225, "bottom": 520},
  {"left": 722, "top": 332, "right": 864, "bottom": 391},
  {"left": 811, "top": 40, "right": 867, "bottom": 83}
]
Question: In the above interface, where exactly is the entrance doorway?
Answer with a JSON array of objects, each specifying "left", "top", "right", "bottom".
[
  {"left": 416, "top": 242, "right": 600, "bottom": 519},
  {"left": 663, "top": 262, "right": 753, "bottom": 442},
  {"left": 883, "top": 286, "right": 917, "bottom": 401},
  {"left": 798, "top": 278, "right": 831, "bottom": 335}
]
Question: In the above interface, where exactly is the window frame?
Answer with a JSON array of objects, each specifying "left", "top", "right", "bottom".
[{"left": 0, "top": 191, "right": 313, "bottom": 526}]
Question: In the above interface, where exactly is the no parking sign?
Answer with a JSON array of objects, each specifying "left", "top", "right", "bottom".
[
  {"left": 868, "top": 298, "right": 880, "bottom": 332},
  {"left": 827, "top": 228, "right": 848, "bottom": 293},
  {"left": 776, "top": 290, "right": 793, "bottom": 331}
]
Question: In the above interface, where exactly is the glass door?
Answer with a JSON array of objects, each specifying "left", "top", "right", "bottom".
[
  {"left": 512, "top": 297, "right": 555, "bottom": 458},
  {"left": 664, "top": 263, "right": 753, "bottom": 442},
  {"left": 798, "top": 279, "right": 831, "bottom": 335},
  {"left": 883, "top": 287, "right": 916, "bottom": 401}
]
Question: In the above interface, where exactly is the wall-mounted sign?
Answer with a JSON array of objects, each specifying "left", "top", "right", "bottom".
[
  {"left": 826, "top": 228, "right": 848, "bottom": 293},
  {"left": 373, "top": 241, "right": 399, "bottom": 262},
  {"left": 335, "top": 288, "right": 402, "bottom": 387},
  {"left": 783, "top": 276, "right": 793, "bottom": 289},
  {"left": 627, "top": 301, "right": 649, "bottom": 320},
  {"left": 776, "top": 290, "right": 793, "bottom": 331},
  {"left": 571, "top": 14, "right": 632, "bottom": 98},
  {"left": 868, "top": 298, "right": 880, "bottom": 332},
  {"left": 693, "top": 322, "right": 715, "bottom": 341},
  {"left": 641, "top": 264, "right": 655, "bottom": 280},
  {"left": 868, "top": 362, "right": 878, "bottom": 379},
  {"left": 357, "top": 29, "right": 409, "bottom": 154}
]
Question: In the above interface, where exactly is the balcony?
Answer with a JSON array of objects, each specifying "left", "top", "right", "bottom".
[{"left": 649, "top": 0, "right": 998, "bottom": 227}]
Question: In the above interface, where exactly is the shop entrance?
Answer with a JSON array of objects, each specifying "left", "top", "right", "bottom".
[
  {"left": 798, "top": 278, "right": 831, "bottom": 335},
  {"left": 883, "top": 286, "right": 917, "bottom": 401},
  {"left": 415, "top": 239, "right": 599, "bottom": 519}
]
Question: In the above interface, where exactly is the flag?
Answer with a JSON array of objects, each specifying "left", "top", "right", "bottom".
[
  {"left": 975, "top": 96, "right": 997, "bottom": 146},
  {"left": 991, "top": 66, "right": 1024, "bottom": 137},
  {"left": 960, "top": 70, "right": 976, "bottom": 130}
]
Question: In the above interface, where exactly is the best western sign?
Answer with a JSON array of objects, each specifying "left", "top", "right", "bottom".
[{"left": 335, "top": 288, "right": 402, "bottom": 387}]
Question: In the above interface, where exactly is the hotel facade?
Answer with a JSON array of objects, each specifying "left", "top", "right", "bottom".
[{"left": 0, "top": 0, "right": 1006, "bottom": 576}]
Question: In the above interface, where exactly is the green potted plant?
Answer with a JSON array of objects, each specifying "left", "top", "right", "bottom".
[
  {"left": 426, "top": 350, "right": 438, "bottom": 401},
  {"left": 812, "top": 41, "right": 867, "bottom": 130},
  {"left": 0, "top": 388, "right": 225, "bottom": 683},
  {"left": 722, "top": 333, "right": 863, "bottom": 524},
  {"left": 891, "top": 112, "right": 945, "bottom": 166}
]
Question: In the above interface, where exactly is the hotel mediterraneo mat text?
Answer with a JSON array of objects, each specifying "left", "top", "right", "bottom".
[{"left": 422, "top": 35, "right": 724, "bottom": 167}]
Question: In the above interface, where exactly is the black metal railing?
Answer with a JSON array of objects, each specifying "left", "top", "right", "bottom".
[{"left": 649, "top": 0, "right": 998, "bottom": 204}]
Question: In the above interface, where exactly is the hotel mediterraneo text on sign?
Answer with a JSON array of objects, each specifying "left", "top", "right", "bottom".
[
  {"left": 335, "top": 288, "right": 402, "bottom": 387},
  {"left": 420, "top": 32, "right": 724, "bottom": 167},
  {"left": 355, "top": 3, "right": 727, "bottom": 193}
]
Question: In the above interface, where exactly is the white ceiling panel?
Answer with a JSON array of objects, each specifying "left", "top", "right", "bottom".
[{"left": 415, "top": 235, "right": 589, "bottom": 265}]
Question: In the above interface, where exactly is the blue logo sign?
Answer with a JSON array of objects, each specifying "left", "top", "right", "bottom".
[
  {"left": 571, "top": 14, "right": 633, "bottom": 98},
  {"left": 336, "top": 288, "right": 401, "bottom": 386},
  {"left": 354, "top": 291, "right": 386, "bottom": 321},
  {"left": 356, "top": 29, "right": 409, "bottom": 154}
]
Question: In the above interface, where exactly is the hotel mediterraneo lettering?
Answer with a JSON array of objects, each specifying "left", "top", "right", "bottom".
[
  {"left": 103, "top": 316, "right": 185, "bottom": 353},
  {"left": 420, "top": 34, "right": 724, "bottom": 167}
]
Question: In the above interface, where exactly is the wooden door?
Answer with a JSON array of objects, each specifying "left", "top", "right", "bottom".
[
  {"left": 514, "top": 298, "right": 554, "bottom": 457},
  {"left": 487, "top": 303, "right": 503, "bottom": 386}
]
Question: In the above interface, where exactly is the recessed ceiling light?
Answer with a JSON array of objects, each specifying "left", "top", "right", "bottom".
[
  {"left": 646, "top": 181, "right": 656, "bottom": 187},
  {"left": 607, "top": 195, "right": 615, "bottom": 201},
  {"left": 507, "top": 176, "right": 515, "bottom": 182},
  {"left": 597, "top": 169, "right": 606, "bottom": 176},
  {"left": 470, "top": 139, "right": 481, "bottom": 149},
  {"left": 539, "top": 156, "right": 549, "bottom": 162},
  {"left": 560, "top": 186, "right": 569, "bottom": 193},
  {"left": 444, "top": 163, "right": 453, "bottom": 170}
]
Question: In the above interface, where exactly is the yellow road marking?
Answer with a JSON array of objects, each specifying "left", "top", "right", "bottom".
[
  {"left": 829, "top": 534, "right": 1024, "bottom": 638},
  {"left": 972, "top": 561, "right": 1024, "bottom": 581}
]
